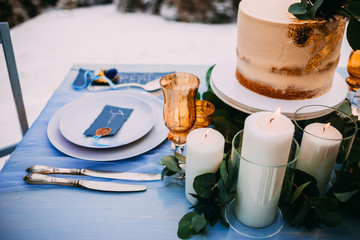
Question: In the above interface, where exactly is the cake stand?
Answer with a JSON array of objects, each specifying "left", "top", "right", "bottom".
[{"left": 210, "top": 58, "right": 348, "bottom": 120}]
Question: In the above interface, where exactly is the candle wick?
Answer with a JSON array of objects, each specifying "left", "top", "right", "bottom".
[
  {"left": 205, "top": 133, "right": 208, "bottom": 138},
  {"left": 322, "top": 126, "right": 326, "bottom": 133},
  {"left": 269, "top": 117, "right": 274, "bottom": 124}
]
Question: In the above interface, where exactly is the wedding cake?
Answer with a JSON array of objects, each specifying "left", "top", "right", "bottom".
[{"left": 236, "top": 0, "right": 346, "bottom": 100}]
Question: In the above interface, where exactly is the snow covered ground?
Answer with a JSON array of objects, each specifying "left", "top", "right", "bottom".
[{"left": 0, "top": 3, "right": 352, "bottom": 168}]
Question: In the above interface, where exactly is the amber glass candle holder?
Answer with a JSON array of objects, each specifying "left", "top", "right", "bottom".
[
  {"left": 193, "top": 100, "right": 215, "bottom": 129},
  {"left": 346, "top": 50, "right": 360, "bottom": 107},
  {"left": 160, "top": 73, "right": 200, "bottom": 150}
]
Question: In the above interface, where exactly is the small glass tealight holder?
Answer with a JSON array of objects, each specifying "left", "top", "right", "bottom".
[
  {"left": 192, "top": 100, "right": 215, "bottom": 129},
  {"left": 293, "top": 105, "right": 358, "bottom": 197}
]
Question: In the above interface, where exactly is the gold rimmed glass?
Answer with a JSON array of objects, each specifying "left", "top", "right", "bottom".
[{"left": 160, "top": 73, "right": 200, "bottom": 151}]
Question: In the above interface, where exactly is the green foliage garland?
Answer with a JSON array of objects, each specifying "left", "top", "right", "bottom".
[{"left": 159, "top": 65, "right": 360, "bottom": 239}]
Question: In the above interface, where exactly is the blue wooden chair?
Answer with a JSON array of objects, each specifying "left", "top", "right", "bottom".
[{"left": 0, "top": 22, "right": 28, "bottom": 157}]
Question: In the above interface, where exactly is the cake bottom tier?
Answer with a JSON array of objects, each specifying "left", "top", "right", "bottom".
[{"left": 235, "top": 68, "right": 332, "bottom": 100}]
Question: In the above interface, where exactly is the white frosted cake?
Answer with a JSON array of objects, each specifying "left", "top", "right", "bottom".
[{"left": 236, "top": 0, "right": 346, "bottom": 100}]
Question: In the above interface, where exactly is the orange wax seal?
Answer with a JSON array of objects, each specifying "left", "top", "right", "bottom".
[{"left": 95, "top": 127, "right": 112, "bottom": 137}]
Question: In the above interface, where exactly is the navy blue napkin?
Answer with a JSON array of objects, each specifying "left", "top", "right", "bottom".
[
  {"left": 72, "top": 70, "right": 175, "bottom": 89},
  {"left": 84, "top": 105, "right": 133, "bottom": 137},
  {"left": 117, "top": 72, "right": 175, "bottom": 84},
  {"left": 72, "top": 68, "right": 94, "bottom": 89}
]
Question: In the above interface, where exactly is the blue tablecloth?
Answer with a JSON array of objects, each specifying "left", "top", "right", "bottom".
[
  {"left": 0, "top": 64, "right": 186, "bottom": 194},
  {"left": 0, "top": 64, "right": 358, "bottom": 240}
]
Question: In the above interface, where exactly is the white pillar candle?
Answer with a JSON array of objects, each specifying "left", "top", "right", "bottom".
[
  {"left": 185, "top": 128, "right": 225, "bottom": 205},
  {"left": 296, "top": 123, "right": 342, "bottom": 196},
  {"left": 235, "top": 109, "right": 295, "bottom": 228}
]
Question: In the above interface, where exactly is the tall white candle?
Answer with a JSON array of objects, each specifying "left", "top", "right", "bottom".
[
  {"left": 185, "top": 128, "right": 225, "bottom": 205},
  {"left": 235, "top": 109, "right": 295, "bottom": 228},
  {"left": 296, "top": 123, "right": 342, "bottom": 196}
]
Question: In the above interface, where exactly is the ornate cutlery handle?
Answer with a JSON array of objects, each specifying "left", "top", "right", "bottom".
[
  {"left": 23, "top": 173, "right": 79, "bottom": 187},
  {"left": 26, "top": 165, "right": 81, "bottom": 175}
]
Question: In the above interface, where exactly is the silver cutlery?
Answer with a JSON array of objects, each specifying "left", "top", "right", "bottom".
[
  {"left": 88, "top": 78, "right": 161, "bottom": 92},
  {"left": 23, "top": 173, "right": 146, "bottom": 192},
  {"left": 26, "top": 165, "right": 161, "bottom": 181}
]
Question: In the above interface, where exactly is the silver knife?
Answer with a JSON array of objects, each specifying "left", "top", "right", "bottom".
[
  {"left": 26, "top": 165, "right": 161, "bottom": 181},
  {"left": 23, "top": 173, "right": 146, "bottom": 192}
]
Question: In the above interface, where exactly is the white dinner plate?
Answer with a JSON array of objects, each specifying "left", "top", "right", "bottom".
[
  {"left": 211, "top": 58, "right": 348, "bottom": 120},
  {"left": 47, "top": 91, "right": 168, "bottom": 161},
  {"left": 59, "top": 93, "right": 155, "bottom": 148}
]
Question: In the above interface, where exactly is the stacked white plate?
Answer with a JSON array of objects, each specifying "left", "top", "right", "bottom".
[
  {"left": 210, "top": 58, "right": 348, "bottom": 120},
  {"left": 47, "top": 91, "right": 168, "bottom": 161}
]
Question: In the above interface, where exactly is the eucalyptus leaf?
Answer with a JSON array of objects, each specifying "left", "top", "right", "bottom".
[
  {"left": 295, "top": 13, "right": 312, "bottom": 20},
  {"left": 288, "top": 3, "right": 307, "bottom": 15},
  {"left": 161, "top": 155, "right": 181, "bottom": 172},
  {"left": 290, "top": 199, "right": 310, "bottom": 226},
  {"left": 293, "top": 169, "right": 319, "bottom": 197},
  {"left": 220, "top": 161, "right": 229, "bottom": 188},
  {"left": 347, "top": 17, "right": 360, "bottom": 50},
  {"left": 178, "top": 212, "right": 197, "bottom": 239},
  {"left": 310, "top": 0, "right": 323, "bottom": 19},
  {"left": 226, "top": 157, "right": 238, "bottom": 192},
  {"left": 217, "top": 187, "right": 229, "bottom": 205},
  {"left": 191, "top": 214, "right": 206, "bottom": 233},
  {"left": 205, "top": 65, "right": 215, "bottom": 91},
  {"left": 346, "top": 2, "right": 360, "bottom": 19},
  {"left": 193, "top": 173, "right": 217, "bottom": 199},
  {"left": 175, "top": 151, "right": 186, "bottom": 163},
  {"left": 338, "top": 9, "right": 352, "bottom": 18},
  {"left": 291, "top": 181, "right": 311, "bottom": 204},
  {"left": 334, "top": 189, "right": 360, "bottom": 202},
  {"left": 161, "top": 167, "right": 169, "bottom": 180},
  {"left": 202, "top": 91, "right": 222, "bottom": 107},
  {"left": 337, "top": 99, "right": 352, "bottom": 117},
  {"left": 320, "top": 212, "right": 342, "bottom": 227}
]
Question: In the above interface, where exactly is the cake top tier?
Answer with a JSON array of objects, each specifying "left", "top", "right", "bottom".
[{"left": 240, "top": 0, "right": 298, "bottom": 24}]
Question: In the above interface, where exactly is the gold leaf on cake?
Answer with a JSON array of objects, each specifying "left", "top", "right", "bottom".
[
  {"left": 287, "top": 18, "right": 346, "bottom": 73},
  {"left": 287, "top": 22, "right": 315, "bottom": 47},
  {"left": 311, "top": 34, "right": 323, "bottom": 54},
  {"left": 306, "top": 20, "right": 345, "bottom": 72}
]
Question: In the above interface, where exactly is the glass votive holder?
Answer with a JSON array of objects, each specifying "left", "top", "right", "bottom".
[
  {"left": 294, "top": 105, "right": 358, "bottom": 197},
  {"left": 192, "top": 100, "right": 215, "bottom": 129},
  {"left": 225, "top": 130, "right": 299, "bottom": 238}
]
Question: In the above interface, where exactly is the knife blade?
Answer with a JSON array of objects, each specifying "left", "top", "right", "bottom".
[
  {"left": 26, "top": 165, "right": 161, "bottom": 181},
  {"left": 23, "top": 173, "right": 146, "bottom": 192}
]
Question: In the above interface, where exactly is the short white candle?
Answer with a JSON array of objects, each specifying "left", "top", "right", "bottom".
[
  {"left": 296, "top": 122, "right": 343, "bottom": 196},
  {"left": 235, "top": 109, "right": 295, "bottom": 228},
  {"left": 185, "top": 128, "right": 225, "bottom": 205}
]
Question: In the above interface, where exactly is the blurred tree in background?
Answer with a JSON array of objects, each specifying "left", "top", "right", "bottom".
[
  {"left": 0, "top": 0, "right": 58, "bottom": 27},
  {"left": 117, "top": 0, "right": 241, "bottom": 23},
  {"left": 0, "top": 0, "right": 241, "bottom": 28}
]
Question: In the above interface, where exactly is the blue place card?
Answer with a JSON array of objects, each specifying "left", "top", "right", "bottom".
[{"left": 84, "top": 105, "right": 133, "bottom": 137}]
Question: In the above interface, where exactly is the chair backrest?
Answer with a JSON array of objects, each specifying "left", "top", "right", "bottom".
[{"left": 0, "top": 22, "right": 28, "bottom": 158}]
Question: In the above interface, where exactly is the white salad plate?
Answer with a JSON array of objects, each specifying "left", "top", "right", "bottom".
[
  {"left": 47, "top": 91, "right": 168, "bottom": 161},
  {"left": 59, "top": 93, "right": 155, "bottom": 148},
  {"left": 211, "top": 58, "right": 348, "bottom": 120}
]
